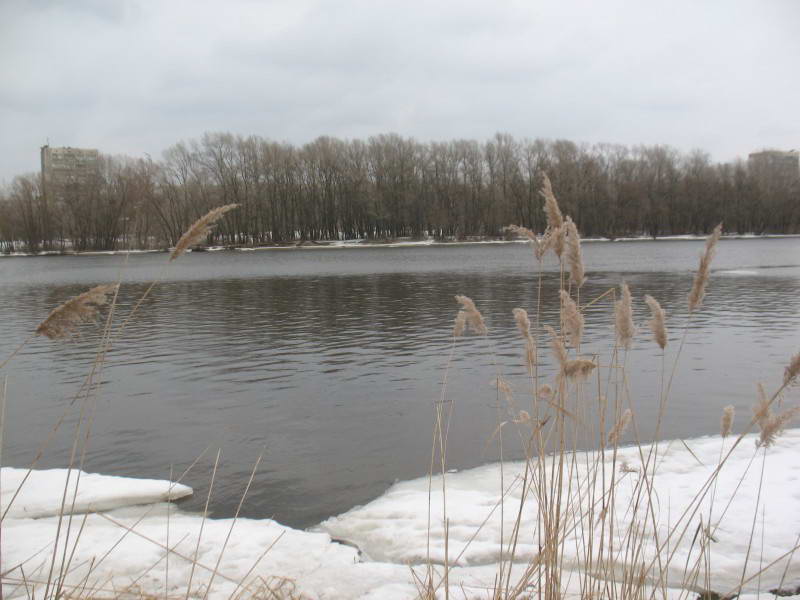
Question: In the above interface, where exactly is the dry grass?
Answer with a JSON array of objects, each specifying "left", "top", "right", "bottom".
[
  {"left": 688, "top": 223, "right": 722, "bottom": 312},
  {"left": 643, "top": 294, "right": 667, "bottom": 350},
  {"left": 35, "top": 284, "right": 119, "bottom": 340},
  {"left": 563, "top": 216, "right": 586, "bottom": 288},
  {"left": 426, "top": 175, "right": 800, "bottom": 600},
  {"left": 720, "top": 405, "right": 735, "bottom": 438},
  {"left": 614, "top": 282, "right": 635, "bottom": 350},
  {"left": 558, "top": 290, "right": 583, "bottom": 348},
  {"left": 170, "top": 204, "right": 239, "bottom": 261},
  {"left": 454, "top": 295, "right": 488, "bottom": 337}
]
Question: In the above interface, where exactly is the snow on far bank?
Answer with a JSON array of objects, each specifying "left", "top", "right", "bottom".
[
  {"left": 1, "top": 468, "right": 192, "bottom": 519},
  {"left": 2, "top": 233, "right": 799, "bottom": 258},
  {"left": 718, "top": 269, "right": 761, "bottom": 276},
  {"left": 3, "top": 431, "right": 799, "bottom": 598}
]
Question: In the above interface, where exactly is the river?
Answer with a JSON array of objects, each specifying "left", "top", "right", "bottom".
[{"left": 1, "top": 237, "right": 799, "bottom": 528}]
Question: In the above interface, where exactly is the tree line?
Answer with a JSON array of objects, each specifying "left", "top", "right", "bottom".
[{"left": 1, "top": 132, "right": 798, "bottom": 253}]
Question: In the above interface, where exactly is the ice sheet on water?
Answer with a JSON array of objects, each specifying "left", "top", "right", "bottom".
[
  {"left": 1, "top": 467, "right": 192, "bottom": 519},
  {"left": 320, "top": 429, "right": 800, "bottom": 594}
]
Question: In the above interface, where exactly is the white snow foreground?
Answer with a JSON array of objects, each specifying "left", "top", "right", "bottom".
[
  {"left": 320, "top": 429, "right": 800, "bottom": 597},
  {"left": 1, "top": 468, "right": 193, "bottom": 519},
  {"left": 2, "top": 431, "right": 799, "bottom": 599}
]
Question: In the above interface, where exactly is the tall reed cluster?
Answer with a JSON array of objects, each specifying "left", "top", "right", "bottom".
[{"left": 423, "top": 174, "right": 800, "bottom": 600}]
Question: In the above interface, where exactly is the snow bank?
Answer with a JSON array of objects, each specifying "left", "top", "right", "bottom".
[
  {"left": 3, "top": 431, "right": 799, "bottom": 598},
  {"left": 1, "top": 468, "right": 192, "bottom": 518},
  {"left": 2, "top": 505, "right": 367, "bottom": 599},
  {"left": 320, "top": 430, "right": 800, "bottom": 595},
  {"left": 0, "top": 506, "right": 675, "bottom": 600}
]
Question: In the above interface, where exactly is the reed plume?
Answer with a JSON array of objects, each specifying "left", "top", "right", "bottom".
[
  {"left": 505, "top": 224, "right": 535, "bottom": 240},
  {"left": 750, "top": 382, "right": 798, "bottom": 447},
  {"left": 512, "top": 307, "right": 531, "bottom": 337},
  {"left": 35, "top": 284, "right": 119, "bottom": 340},
  {"left": 540, "top": 173, "right": 563, "bottom": 230},
  {"left": 545, "top": 325, "right": 568, "bottom": 368},
  {"left": 513, "top": 409, "right": 531, "bottom": 424},
  {"left": 757, "top": 406, "right": 800, "bottom": 448},
  {"left": 506, "top": 225, "right": 547, "bottom": 261},
  {"left": 752, "top": 382, "right": 772, "bottom": 430},
  {"left": 644, "top": 294, "right": 667, "bottom": 349},
  {"left": 559, "top": 290, "right": 584, "bottom": 348},
  {"left": 454, "top": 295, "right": 488, "bottom": 336},
  {"left": 539, "top": 174, "right": 565, "bottom": 259},
  {"left": 563, "top": 358, "right": 597, "bottom": 380},
  {"left": 170, "top": 204, "right": 240, "bottom": 261},
  {"left": 688, "top": 223, "right": 722, "bottom": 312},
  {"left": 608, "top": 409, "right": 632, "bottom": 445},
  {"left": 524, "top": 341, "right": 537, "bottom": 370},
  {"left": 721, "top": 405, "right": 735, "bottom": 438},
  {"left": 546, "top": 225, "right": 565, "bottom": 259},
  {"left": 614, "top": 282, "right": 635, "bottom": 350},
  {"left": 538, "top": 384, "right": 553, "bottom": 399},
  {"left": 564, "top": 216, "right": 586, "bottom": 288},
  {"left": 513, "top": 307, "right": 537, "bottom": 368},
  {"left": 453, "top": 311, "right": 467, "bottom": 337},
  {"left": 783, "top": 351, "right": 800, "bottom": 386},
  {"left": 547, "top": 318, "right": 595, "bottom": 379}
]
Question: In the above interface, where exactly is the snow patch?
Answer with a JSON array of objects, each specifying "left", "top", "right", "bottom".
[
  {"left": 1, "top": 468, "right": 192, "bottom": 519},
  {"left": 320, "top": 430, "right": 800, "bottom": 594},
  {"left": 4, "top": 431, "right": 799, "bottom": 598},
  {"left": 719, "top": 269, "right": 760, "bottom": 275}
]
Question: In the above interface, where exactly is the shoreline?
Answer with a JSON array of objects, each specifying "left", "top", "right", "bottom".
[
  {"left": 4, "top": 429, "right": 799, "bottom": 599},
  {"left": 2, "top": 232, "right": 800, "bottom": 258}
]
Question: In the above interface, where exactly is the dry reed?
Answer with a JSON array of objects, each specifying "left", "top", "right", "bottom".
[
  {"left": 506, "top": 225, "right": 547, "bottom": 261},
  {"left": 757, "top": 406, "right": 800, "bottom": 448},
  {"left": 539, "top": 174, "right": 565, "bottom": 259},
  {"left": 783, "top": 352, "right": 800, "bottom": 386},
  {"left": 513, "top": 307, "right": 537, "bottom": 368},
  {"left": 545, "top": 325, "right": 568, "bottom": 368},
  {"left": 35, "top": 284, "right": 119, "bottom": 340},
  {"left": 564, "top": 217, "right": 586, "bottom": 288},
  {"left": 512, "top": 308, "right": 531, "bottom": 338},
  {"left": 721, "top": 405, "right": 735, "bottom": 438},
  {"left": 454, "top": 295, "right": 488, "bottom": 336},
  {"left": 563, "top": 358, "right": 596, "bottom": 380},
  {"left": 559, "top": 291, "right": 583, "bottom": 348},
  {"left": 547, "top": 226, "right": 565, "bottom": 259},
  {"left": 614, "top": 282, "right": 635, "bottom": 350},
  {"left": 752, "top": 382, "right": 798, "bottom": 447},
  {"left": 608, "top": 408, "right": 632, "bottom": 445},
  {"left": 514, "top": 409, "right": 531, "bottom": 424},
  {"left": 170, "top": 204, "right": 240, "bottom": 261},
  {"left": 644, "top": 294, "right": 667, "bottom": 349},
  {"left": 688, "top": 223, "right": 722, "bottom": 312},
  {"left": 453, "top": 311, "right": 467, "bottom": 337},
  {"left": 752, "top": 382, "right": 771, "bottom": 430},
  {"left": 540, "top": 173, "right": 563, "bottom": 230}
]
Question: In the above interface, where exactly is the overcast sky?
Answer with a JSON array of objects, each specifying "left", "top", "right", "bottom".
[{"left": 1, "top": 0, "right": 798, "bottom": 183}]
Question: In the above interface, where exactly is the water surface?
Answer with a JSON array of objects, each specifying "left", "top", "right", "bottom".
[{"left": 2, "top": 238, "right": 799, "bottom": 527}]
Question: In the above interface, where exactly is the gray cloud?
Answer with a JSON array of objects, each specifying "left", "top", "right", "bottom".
[{"left": 1, "top": 0, "right": 798, "bottom": 183}]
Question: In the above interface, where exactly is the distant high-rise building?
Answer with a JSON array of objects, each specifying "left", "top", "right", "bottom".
[
  {"left": 747, "top": 149, "right": 800, "bottom": 181},
  {"left": 40, "top": 145, "right": 100, "bottom": 199}
]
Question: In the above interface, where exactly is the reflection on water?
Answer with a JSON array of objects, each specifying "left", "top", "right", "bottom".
[{"left": 1, "top": 238, "right": 800, "bottom": 528}]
